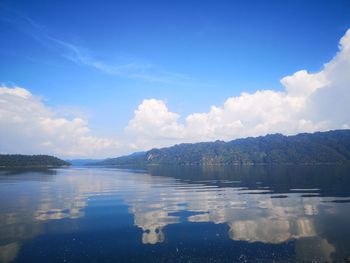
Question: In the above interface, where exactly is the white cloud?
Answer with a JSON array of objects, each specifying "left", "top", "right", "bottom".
[
  {"left": 125, "top": 29, "right": 350, "bottom": 149},
  {"left": 0, "top": 87, "right": 119, "bottom": 158},
  {"left": 125, "top": 99, "right": 184, "bottom": 149},
  {"left": 1, "top": 29, "right": 350, "bottom": 157}
]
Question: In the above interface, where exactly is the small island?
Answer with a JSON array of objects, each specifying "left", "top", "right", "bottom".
[
  {"left": 0, "top": 154, "right": 71, "bottom": 168},
  {"left": 97, "top": 129, "right": 350, "bottom": 166}
]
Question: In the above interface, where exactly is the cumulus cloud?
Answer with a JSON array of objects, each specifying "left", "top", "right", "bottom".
[
  {"left": 0, "top": 87, "right": 119, "bottom": 157},
  {"left": 1, "top": 29, "right": 350, "bottom": 157},
  {"left": 126, "top": 29, "right": 350, "bottom": 149},
  {"left": 125, "top": 99, "right": 184, "bottom": 149}
]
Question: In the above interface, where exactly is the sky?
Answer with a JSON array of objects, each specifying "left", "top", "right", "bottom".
[{"left": 1, "top": 0, "right": 350, "bottom": 158}]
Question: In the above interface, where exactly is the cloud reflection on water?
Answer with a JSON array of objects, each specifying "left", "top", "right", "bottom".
[{"left": 0, "top": 167, "right": 349, "bottom": 262}]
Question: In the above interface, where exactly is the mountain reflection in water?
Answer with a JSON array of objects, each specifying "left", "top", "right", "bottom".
[{"left": 0, "top": 165, "right": 350, "bottom": 263}]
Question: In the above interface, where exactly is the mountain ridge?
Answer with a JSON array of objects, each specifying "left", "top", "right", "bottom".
[{"left": 96, "top": 129, "right": 350, "bottom": 166}]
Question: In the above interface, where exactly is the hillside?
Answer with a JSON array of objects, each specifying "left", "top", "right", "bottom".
[
  {"left": 97, "top": 130, "right": 350, "bottom": 166},
  {"left": 0, "top": 154, "right": 71, "bottom": 167}
]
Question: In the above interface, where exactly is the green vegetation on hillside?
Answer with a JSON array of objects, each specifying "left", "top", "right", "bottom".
[
  {"left": 0, "top": 154, "right": 71, "bottom": 167},
  {"left": 98, "top": 130, "right": 350, "bottom": 166}
]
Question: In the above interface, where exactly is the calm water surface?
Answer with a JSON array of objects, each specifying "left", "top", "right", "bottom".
[{"left": 0, "top": 166, "right": 350, "bottom": 262}]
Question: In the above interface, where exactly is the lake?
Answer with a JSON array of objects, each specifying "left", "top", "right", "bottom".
[{"left": 1, "top": 165, "right": 350, "bottom": 262}]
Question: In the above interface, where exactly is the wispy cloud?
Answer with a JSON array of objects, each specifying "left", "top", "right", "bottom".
[
  {"left": 49, "top": 37, "right": 192, "bottom": 84},
  {"left": 0, "top": 8, "right": 191, "bottom": 84}
]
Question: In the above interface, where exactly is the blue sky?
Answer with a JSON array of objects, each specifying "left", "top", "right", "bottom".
[{"left": 1, "top": 0, "right": 350, "bottom": 157}]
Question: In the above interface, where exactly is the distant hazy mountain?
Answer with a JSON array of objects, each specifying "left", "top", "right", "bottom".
[
  {"left": 97, "top": 151, "right": 146, "bottom": 166},
  {"left": 66, "top": 159, "right": 103, "bottom": 166},
  {"left": 0, "top": 154, "right": 71, "bottom": 167},
  {"left": 97, "top": 130, "right": 350, "bottom": 166}
]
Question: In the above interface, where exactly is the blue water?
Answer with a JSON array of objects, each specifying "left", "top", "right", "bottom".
[{"left": 0, "top": 166, "right": 350, "bottom": 262}]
